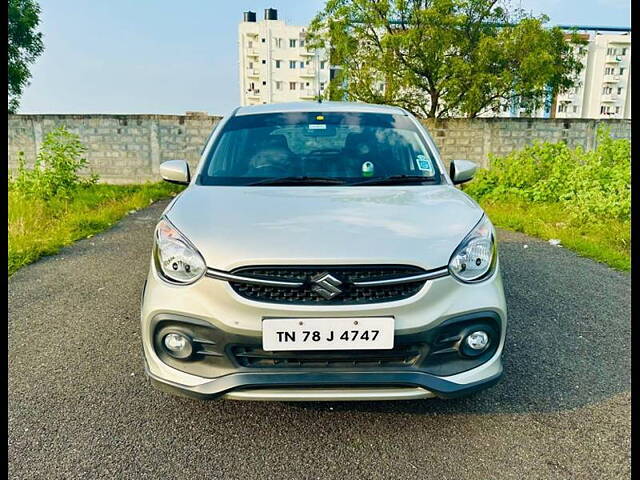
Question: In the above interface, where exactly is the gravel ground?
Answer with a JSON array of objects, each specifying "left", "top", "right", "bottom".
[{"left": 8, "top": 199, "right": 631, "bottom": 480}]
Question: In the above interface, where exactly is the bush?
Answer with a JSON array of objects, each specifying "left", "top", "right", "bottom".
[
  {"left": 9, "top": 126, "right": 98, "bottom": 200},
  {"left": 465, "top": 127, "right": 631, "bottom": 222}
]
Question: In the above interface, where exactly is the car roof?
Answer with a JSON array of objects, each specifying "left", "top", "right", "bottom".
[{"left": 234, "top": 101, "right": 408, "bottom": 117}]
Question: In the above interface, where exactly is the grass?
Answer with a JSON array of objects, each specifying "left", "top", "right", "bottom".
[
  {"left": 8, "top": 182, "right": 183, "bottom": 276},
  {"left": 475, "top": 196, "right": 630, "bottom": 272}
]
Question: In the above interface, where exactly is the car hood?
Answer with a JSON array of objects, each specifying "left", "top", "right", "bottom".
[{"left": 165, "top": 185, "right": 484, "bottom": 271}]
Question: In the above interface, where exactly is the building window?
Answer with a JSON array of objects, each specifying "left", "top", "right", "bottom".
[
  {"left": 558, "top": 104, "right": 567, "bottom": 113},
  {"left": 616, "top": 106, "right": 621, "bottom": 114},
  {"left": 618, "top": 87, "right": 623, "bottom": 95},
  {"left": 300, "top": 82, "right": 305, "bottom": 90},
  {"left": 602, "top": 86, "right": 612, "bottom": 95},
  {"left": 621, "top": 47, "right": 627, "bottom": 55},
  {"left": 299, "top": 61, "right": 304, "bottom": 68},
  {"left": 289, "top": 82, "right": 296, "bottom": 90},
  {"left": 573, "top": 106, "right": 578, "bottom": 113},
  {"left": 320, "top": 82, "right": 326, "bottom": 90},
  {"left": 248, "top": 41, "right": 253, "bottom": 48},
  {"left": 289, "top": 60, "right": 296, "bottom": 69},
  {"left": 300, "top": 39, "right": 305, "bottom": 47},
  {"left": 607, "top": 47, "right": 616, "bottom": 55},
  {"left": 248, "top": 62, "right": 253, "bottom": 69},
  {"left": 275, "top": 81, "right": 282, "bottom": 90},
  {"left": 605, "top": 67, "right": 615, "bottom": 75},
  {"left": 275, "top": 60, "right": 281, "bottom": 68},
  {"left": 274, "top": 38, "right": 282, "bottom": 48},
  {"left": 320, "top": 61, "right": 326, "bottom": 69},
  {"left": 619, "top": 67, "right": 625, "bottom": 75},
  {"left": 289, "top": 39, "right": 297, "bottom": 48}
]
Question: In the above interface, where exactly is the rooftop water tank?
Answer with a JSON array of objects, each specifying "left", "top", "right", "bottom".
[
  {"left": 243, "top": 11, "right": 256, "bottom": 22},
  {"left": 264, "top": 8, "right": 277, "bottom": 20}
]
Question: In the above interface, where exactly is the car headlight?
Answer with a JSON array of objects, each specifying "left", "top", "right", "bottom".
[
  {"left": 153, "top": 218, "right": 206, "bottom": 284},
  {"left": 448, "top": 215, "right": 496, "bottom": 283}
]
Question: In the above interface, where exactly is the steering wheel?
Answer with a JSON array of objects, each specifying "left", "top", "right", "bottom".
[
  {"left": 307, "top": 149, "right": 343, "bottom": 156},
  {"left": 251, "top": 164, "right": 290, "bottom": 176}
]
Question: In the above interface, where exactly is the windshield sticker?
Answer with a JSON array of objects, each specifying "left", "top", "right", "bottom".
[
  {"left": 416, "top": 155, "right": 435, "bottom": 175},
  {"left": 308, "top": 124, "right": 327, "bottom": 130},
  {"left": 361, "top": 161, "right": 375, "bottom": 177}
]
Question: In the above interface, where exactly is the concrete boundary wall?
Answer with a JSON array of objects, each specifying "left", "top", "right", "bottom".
[{"left": 8, "top": 114, "right": 631, "bottom": 183}]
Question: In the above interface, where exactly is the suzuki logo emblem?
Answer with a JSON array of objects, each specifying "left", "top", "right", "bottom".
[{"left": 310, "top": 272, "right": 343, "bottom": 300}]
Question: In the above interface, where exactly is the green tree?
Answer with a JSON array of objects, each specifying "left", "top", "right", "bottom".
[
  {"left": 8, "top": 0, "right": 44, "bottom": 113},
  {"left": 308, "top": 0, "right": 584, "bottom": 118}
]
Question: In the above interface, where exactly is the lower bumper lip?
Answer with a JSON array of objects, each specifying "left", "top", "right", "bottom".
[
  {"left": 144, "top": 362, "right": 503, "bottom": 401},
  {"left": 224, "top": 386, "right": 436, "bottom": 401}
]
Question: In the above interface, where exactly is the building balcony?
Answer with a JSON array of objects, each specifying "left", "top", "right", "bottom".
[
  {"left": 603, "top": 74, "right": 621, "bottom": 83},
  {"left": 300, "top": 68, "right": 317, "bottom": 77},
  {"left": 246, "top": 48, "right": 259, "bottom": 57},
  {"left": 246, "top": 89, "right": 261, "bottom": 99},
  {"left": 246, "top": 68, "right": 260, "bottom": 77},
  {"left": 601, "top": 94, "right": 620, "bottom": 103},
  {"left": 605, "top": 54, "right": 623, "bottom": 63},
  {"left": 299, "top": 48, "right": 316, "bottom": 56}
]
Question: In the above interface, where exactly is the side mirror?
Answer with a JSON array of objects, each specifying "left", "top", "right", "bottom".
[
  {"left": 160, "top": 160, "right": 190, "bottom": 185},
  {"left": 450, "top": 160, "right": 477, "bottom": 185}
]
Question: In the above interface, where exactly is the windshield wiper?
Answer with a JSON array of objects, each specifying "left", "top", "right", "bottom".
[
  {"left": 247, "top": 176, "right": 346, "bottom": 186},
  {"left": 350, "top": 174, "right": 437, "bottom": 186}
]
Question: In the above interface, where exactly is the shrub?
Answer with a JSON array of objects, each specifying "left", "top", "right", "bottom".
[
  {"left": 9, "top": 126, "right": 98, "bottom": 200},
  {"left": 465, "top": 127, "right": 631, "bottom": 222}
]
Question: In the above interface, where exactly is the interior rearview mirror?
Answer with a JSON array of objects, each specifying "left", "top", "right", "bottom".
[
  {"left": 450, "top": 160, "right": 477, "bottom": 185},
  {"left": 160, "top": 160, "right": 190, "bottom": 185}
]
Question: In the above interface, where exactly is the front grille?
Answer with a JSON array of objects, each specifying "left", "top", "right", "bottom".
[
  {"left": 231, "top": 344, "right": 425, "bottom": 368},
  {"left": 228, "top": 265, "right": 427, "bottom": 305}
]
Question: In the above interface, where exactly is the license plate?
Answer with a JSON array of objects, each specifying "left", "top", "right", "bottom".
[{"left": 262, "top": 317, "right": 394, "bottom": 351}]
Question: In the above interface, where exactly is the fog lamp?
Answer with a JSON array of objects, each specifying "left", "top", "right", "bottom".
[
  {"left": 163, "top": 333, "right": 193, "bottom": 359},
  {"left": 465, "top": 331, "right": 489, "bottom": 351}
]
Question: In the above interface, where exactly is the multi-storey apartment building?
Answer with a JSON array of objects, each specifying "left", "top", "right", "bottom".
[
  {"left": 238, "top": 9, "right": 330, "bottom": 106},
  {"left": 554, "top": 31, "right": 631, "bottom": 119}
]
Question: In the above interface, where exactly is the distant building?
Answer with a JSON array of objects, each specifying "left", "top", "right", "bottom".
[
  {"left": 554, "top": 31, "right": 631, "bottom": 119},
  {"left": 494, "top": 30, "right": 631, "bottom": 119},
  {"left": 238, "top": 8, "right": 330, "bottom": 106}
]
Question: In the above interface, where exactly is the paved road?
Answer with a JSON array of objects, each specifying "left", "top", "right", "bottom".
[{"left": 8, "top": 199, "right": 630, "bottom": 480}]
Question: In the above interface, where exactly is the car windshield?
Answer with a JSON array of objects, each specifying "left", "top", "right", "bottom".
[{"left": 198, "top": 111, "right": 442, "bottom": 186}]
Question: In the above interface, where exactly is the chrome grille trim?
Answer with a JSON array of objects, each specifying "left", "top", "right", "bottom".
[
  {"left": 205, "top": 268, "right": 304, "bottom": 288},
  {"left": 205, "top": 266, "right": 449, "bottom": 288},
  {"left": 351, "top": 268, "right": 449, "bottom": 287}
]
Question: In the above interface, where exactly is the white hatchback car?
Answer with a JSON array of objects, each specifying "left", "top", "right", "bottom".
[{"left": 141, "top": 101, "right": 507, "bottom": 401}]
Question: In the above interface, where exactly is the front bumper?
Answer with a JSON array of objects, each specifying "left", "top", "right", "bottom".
[
  {"left": 145, "top": 361, "right": 503, "bottom": 401},
  {"left": 141, "top": 260, "right": 507, "bottom": 401}
]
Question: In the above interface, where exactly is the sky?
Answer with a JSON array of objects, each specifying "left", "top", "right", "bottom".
[{"left": 17, "top": 0, "right": 631, "bottom": 116}]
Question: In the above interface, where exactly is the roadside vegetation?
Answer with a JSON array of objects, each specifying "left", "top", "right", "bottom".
[
  {"left": 464, "top": 128, "right": 631, "bottom": 271},
  {"left": 8, "top": 126, "right": 182, "bottom": 276}
]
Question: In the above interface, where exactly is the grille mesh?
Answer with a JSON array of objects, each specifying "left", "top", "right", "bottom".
[
  {"left": 231, "top": 344, "right": 425, "bottom": 368},
  {"left": 229, "top": 265, "right": 427, "bottom": 305}
]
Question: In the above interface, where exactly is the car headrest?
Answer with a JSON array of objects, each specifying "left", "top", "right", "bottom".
[
  {"left": 262, "top": 134, "right": 290, "bottom": 151},
  {"left": 343, "top": 132, "right": 371, "bottom": 153}
]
